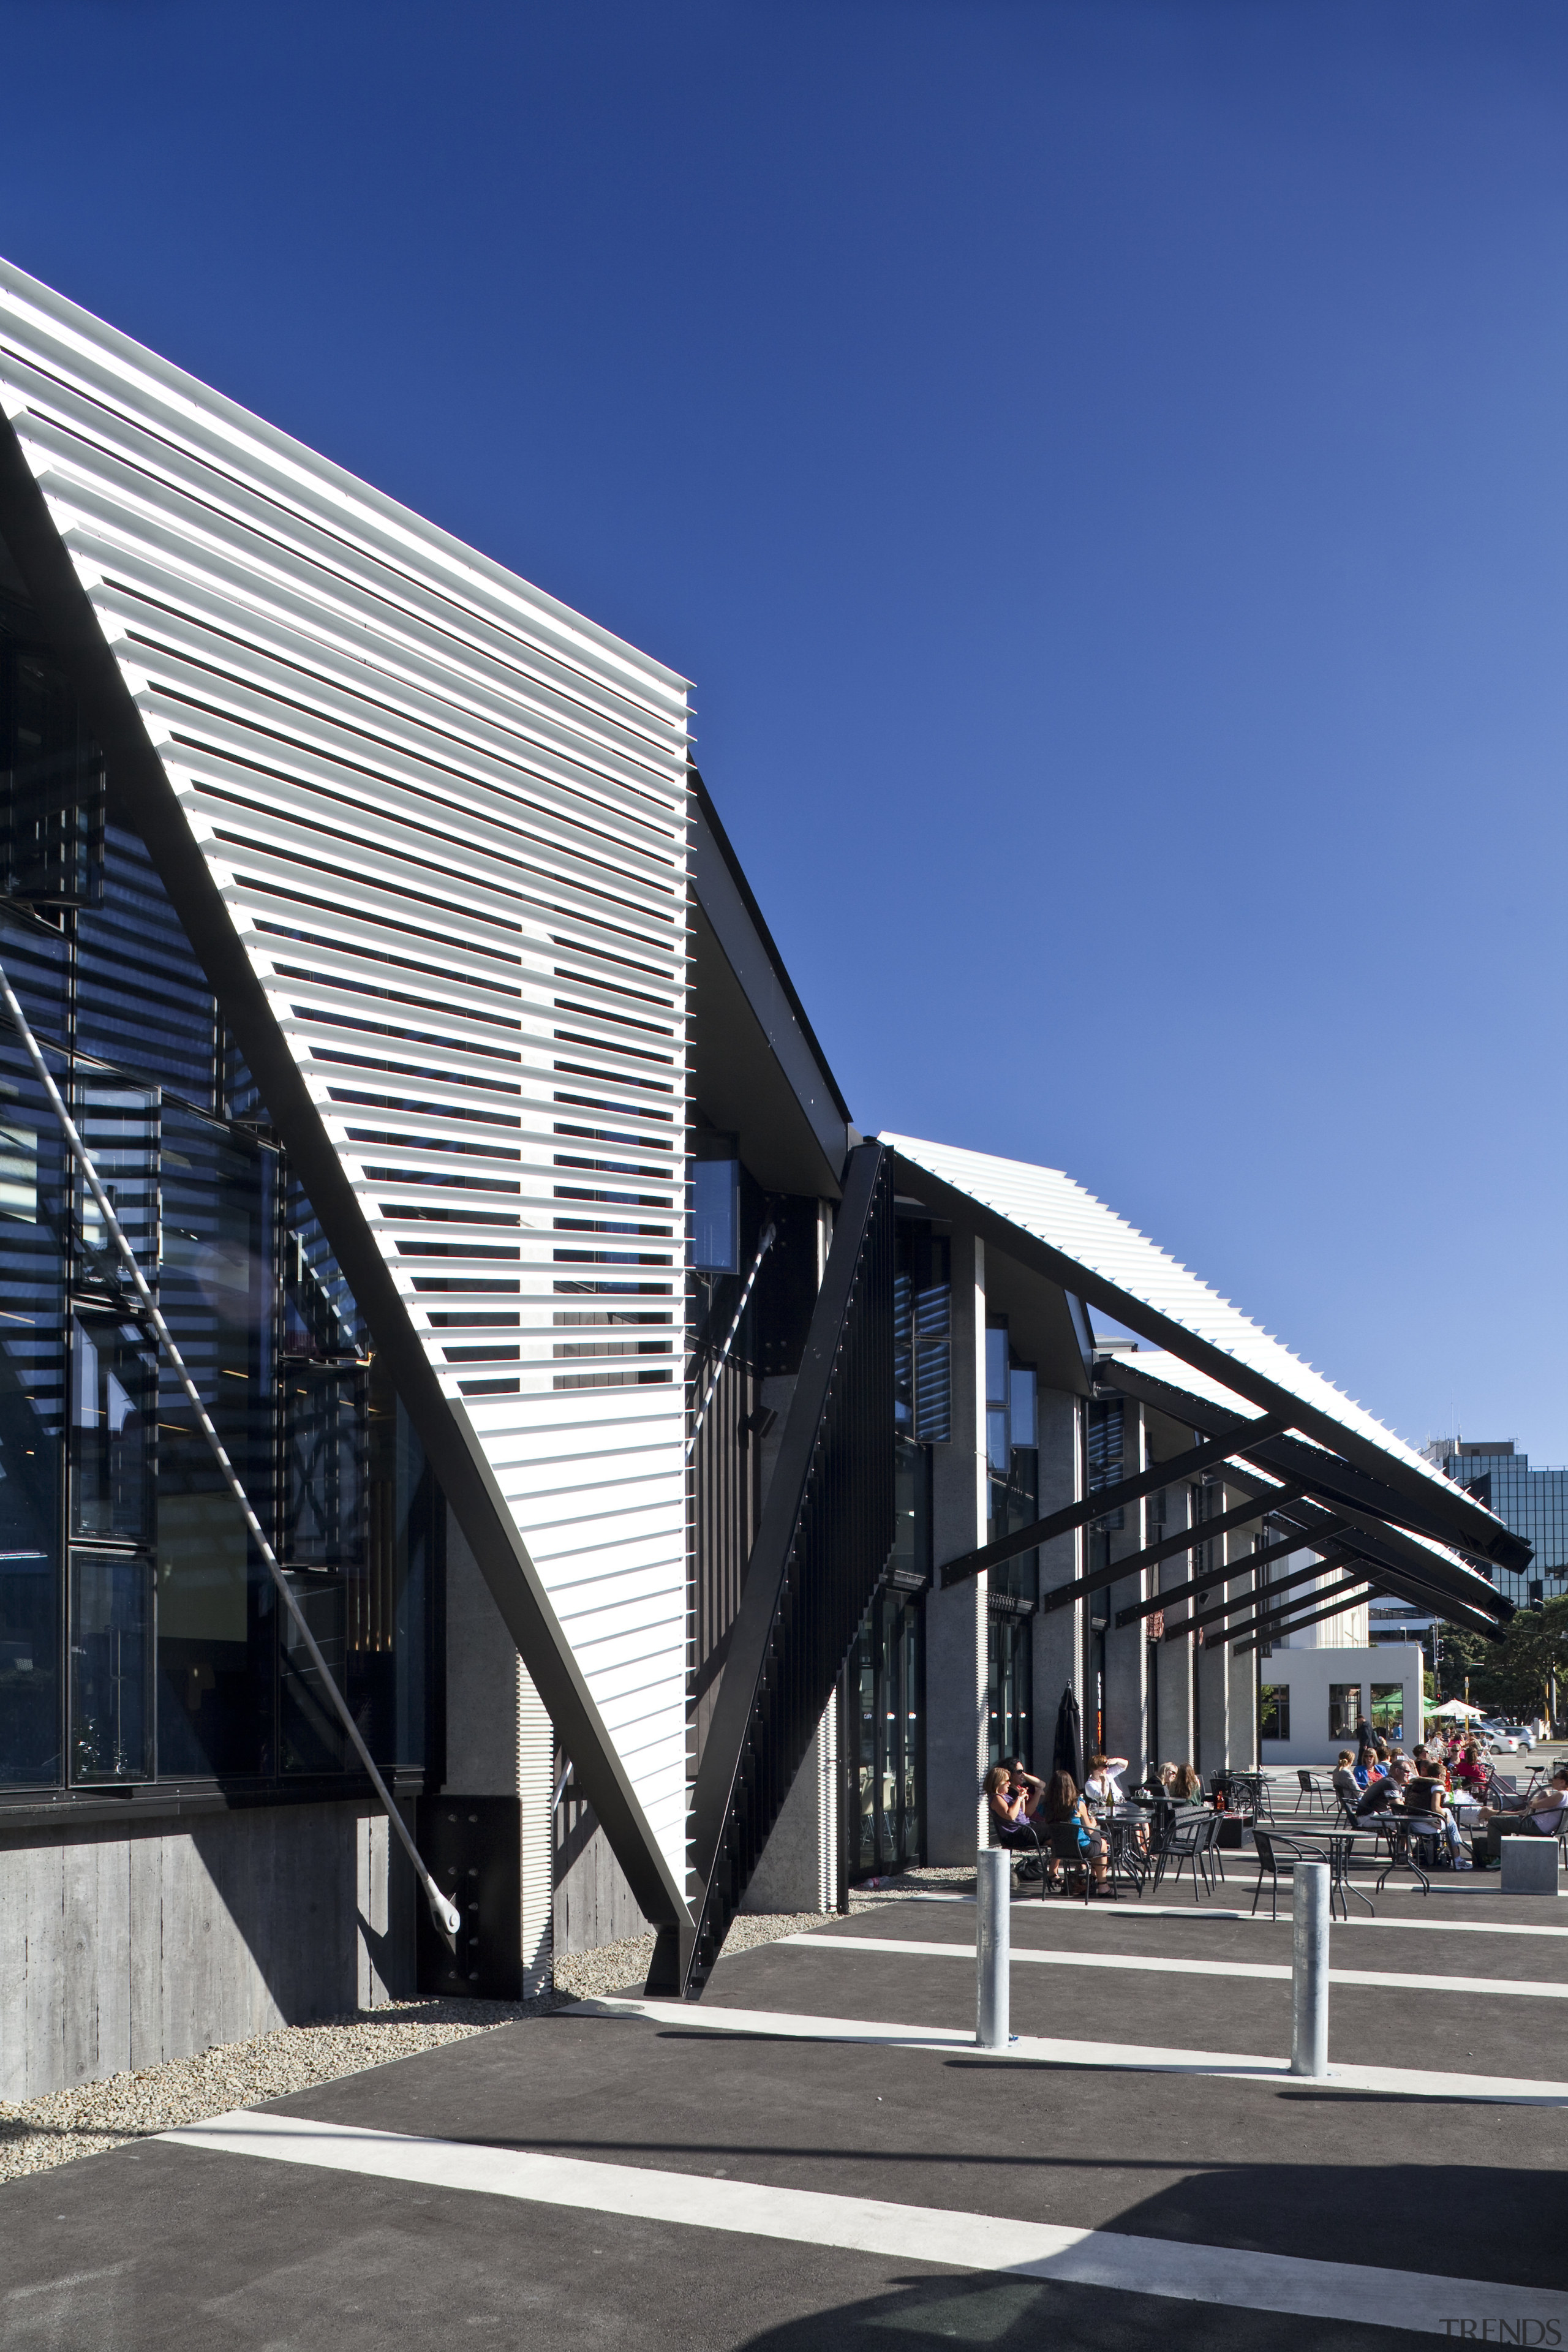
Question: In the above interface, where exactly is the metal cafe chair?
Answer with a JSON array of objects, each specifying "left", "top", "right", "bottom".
[
  {"left": 1046, "top": 1819, "right": 1093, "bottom": 1904},
  {"left": 1375, "top": 1815, "right": 1433, "bottom": 1896},
  {"left": 987, "top": 1811, "right": 1047, "bottom": 1901},
  {"left": 1153, "top": 1811, "right": 1213, "bottom": 1901},
  {"left": 1295, "top": 1768, "right": 1330, "bottom": 1817},
  {"left": 1250, "top": 1826, "right": 1332, "bottom": 1922}
]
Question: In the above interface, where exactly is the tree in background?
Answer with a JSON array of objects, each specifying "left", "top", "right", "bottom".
[{"left": 1436, "top": 1597, "right": 1568, "bottom": 1727}]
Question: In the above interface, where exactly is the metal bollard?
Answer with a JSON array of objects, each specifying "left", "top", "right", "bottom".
[
  {"left": 976, "top": 1847, "right": 1010, "bottom": 2048},
  {"left": 1289, "top": 1860, "right": 1331, "bottom": 2078}
]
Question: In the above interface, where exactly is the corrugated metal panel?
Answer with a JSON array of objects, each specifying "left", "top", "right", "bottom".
[
  {"left": 0, "top": 258, "right": 692, "bottom": 1885},
  {"left": 881, "top": 1130, "right": 1513, "bottom": 1566}
]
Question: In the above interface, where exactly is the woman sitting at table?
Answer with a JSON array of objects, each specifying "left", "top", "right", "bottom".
[
  {"left": 1406, "top": 1760, "right": 1471, "bottom": 1867},
  {"left": 1083, "top": 1749, "right": 1128, "bottom": 1809},
  {"left": 1042, "top": 1771, "right": 1109, "bottom": 1893},
  {"left": 982, "top": 1763, "right": 1045, "bottom": 1880},
  {"left": 1332, "top": 1751, "right": 1361, "bottom": 1815},
  {"left": 1453, "top": 1739, "right": 1487, "bottom": 1796}
]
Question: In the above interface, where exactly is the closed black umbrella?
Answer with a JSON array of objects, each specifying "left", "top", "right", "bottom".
[{"left": 1052, "top": 1684, "right": 1084, "bottom": 1791}]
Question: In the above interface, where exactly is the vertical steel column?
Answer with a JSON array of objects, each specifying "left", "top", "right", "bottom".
[
  {"left": 1290, "top": 1860, "right": 1331, "bottom": 2078},
  {"left": 976, "top": 1847, "right": 1010, "bottom": 2049}
]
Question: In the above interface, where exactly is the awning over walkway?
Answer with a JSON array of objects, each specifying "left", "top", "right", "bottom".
[
  {"left": 880, "top": 1133, "right": 1525, "bottom": 1616},
  {"left": 1098, "top": 1346, "right": 1510, "bottom": 1637}
]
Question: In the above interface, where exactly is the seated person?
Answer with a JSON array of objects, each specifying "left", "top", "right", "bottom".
[
  {"left": 1405, "top": 1762, "right": 1471, "bottom": 1868},
  {"left": 1332, "top": 1751, "right": 1361, "bottom": 1815},
  {"left": 983, "top": 1763, "right": 1044, "bottom": 1878},
  {"left": 1083, "top": 1749, "right": 1129, "bottom": 1809},
  {"left": 1525, "top": 1765, "right": 1568, "bottom": 1838},
  {"left": 1453, "top": 1739, "right": 1487, "bottom": 1796},
  {"left": 1003, "top": 1755, "right": 1047, "bottom": 1814},
  {"left": 1171, "top": 1763, "right": 1204, "bottom": 1804},
  {"left": 1482, "top": 1762, "right": 1568, "bottom": 1840},
  {"left": 1042, "top": 1770, "right": 1109, "bottom": 1893},
  {"left": 1355, "top": 1759, "right": 1410, "bottom": 1818}
]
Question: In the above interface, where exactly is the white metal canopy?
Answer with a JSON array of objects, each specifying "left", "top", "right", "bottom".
[{"left": 880, "top": 1131, "right": 1522, "bottom": 1576}]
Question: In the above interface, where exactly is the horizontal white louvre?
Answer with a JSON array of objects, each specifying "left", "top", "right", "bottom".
[{"left": 0, "top": 260, "right": 693, "bottom": 1880}]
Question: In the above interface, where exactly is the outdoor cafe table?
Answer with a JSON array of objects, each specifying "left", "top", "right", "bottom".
[{"left": 1106, "top": 1805, "right": 1153, "bottom": 1891}]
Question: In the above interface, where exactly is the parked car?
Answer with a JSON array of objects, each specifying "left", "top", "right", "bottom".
[{"left": 1500, "top": 1724, "right": 1536, "bottom": 1751}]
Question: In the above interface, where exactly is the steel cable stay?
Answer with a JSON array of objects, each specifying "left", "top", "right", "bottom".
[{"left": 0, "top": 955, "right": 461, "bottom": 1947}]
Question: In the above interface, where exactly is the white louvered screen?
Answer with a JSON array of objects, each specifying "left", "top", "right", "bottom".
[{"left": 0, "top": 260, "right": 693, "bottom": 1882}]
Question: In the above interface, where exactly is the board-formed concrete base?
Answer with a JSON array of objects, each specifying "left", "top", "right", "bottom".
[
  {"left": 0, "top": 1798, "right": 415, "bottom": 2102},
  {"left": 1501, "top": 1836, "right": 1561, "bottom": 1897}
]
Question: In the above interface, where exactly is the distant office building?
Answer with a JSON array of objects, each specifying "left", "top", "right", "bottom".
[{"left": 1422, "top": 1440, "right": 1566, "bottom": 1613}]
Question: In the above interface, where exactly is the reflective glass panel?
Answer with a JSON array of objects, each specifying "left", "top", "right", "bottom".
[
  {"left": 69, "top": 1550, "right": 153, "bottom": 1782},
  {"left": 281, "top": 1572, "right": 346, "bottom": 1774},
  {"left": 692, "top": 1153, "right": 739, "bottom": 1274},
  {"left": 154, "top": 1106, "right": 276, "bottom": 1779},
  {"left": 282, "top": 1368, "right": 367, "bottom": 1569},
  {"left": 0, "top": 1028, "right": 66, "bottom": 1784},
  {"left": 70, "top": 1313, "right": 154, "bottom": 1542},
  {"left": 75, "top": 826, "right": 216, "bottom": 1109}
]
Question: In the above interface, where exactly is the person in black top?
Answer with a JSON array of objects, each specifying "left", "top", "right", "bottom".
[{"left": 1355, "top": 1761, "right": 1409, "bottom": 1817}]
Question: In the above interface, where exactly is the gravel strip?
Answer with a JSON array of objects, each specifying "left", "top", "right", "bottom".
[{"left": 0, "top": 1906, "right": 846, "bottom": 2186}]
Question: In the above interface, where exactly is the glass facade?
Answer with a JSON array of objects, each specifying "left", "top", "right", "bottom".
[
  {"left": 1258, "top": 1683, "right": 1290, "bottom": 1743},
  {"left": 0, "top": 561, "right": 440, "bottom": 1798},
  {"left": 986, "top": 1613, "right": 1032, "bottom": 1769},
  {"left": 1427, "top": 1443, "right": 1568, "bottom": 1612},
  {"left": 848, "top": 1588, "right": 924, "bottom": 1878}
]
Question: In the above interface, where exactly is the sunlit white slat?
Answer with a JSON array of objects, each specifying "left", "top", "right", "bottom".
[{"left": 0, "top": 257, "right": 695, "bottom": 1887}]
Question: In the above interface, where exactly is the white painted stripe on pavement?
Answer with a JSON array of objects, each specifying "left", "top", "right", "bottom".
[
  {"left": 579, "top": 1996, "right": 1568, "bottom": 2103},
  {"left": 859, "top": 1896, "right": 1568, "bottom": 1935},
  {"left": 157, "top": 2107, "right": 1564, "bottom": 2340},
  {"left": 783, "top": 1932, "right": 1568, "bottom": 1999}
]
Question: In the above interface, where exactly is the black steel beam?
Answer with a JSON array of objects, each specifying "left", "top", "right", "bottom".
[
  {"left": 1161, "top": 1553, "right": 1357, "bottom": 1642},
  {"left": 892, "top": 1152, "right": 1525, "bottom": 1572},
  {"left": 1218, "top": 1574, "right": 1373, "bottom": 1651},
  {"left": 1234, "top": 1585, "right": 1379, "bottom": 1654},
  {"left": 1217, "top": 1464, "right": 1509, "bottom": 1638},
  {"left": 1099, "top": 1354, "right": 1525, "bottom": 1601},
  {"left": 0, "top": 406, "right": 696, "bottom": 1942},
  {"left": 942, "top": 1415, "right": 1290, "bottom": 1591},
  {"left": 1119, "top": 1535, "right": 1348, "bottom": 1630},
  {"left": 676, "top": 1141, "right": 893, "bottom": 1996},
  {"left": 1088, "top": 1485, "right": 1306, "bottom": 1599}
]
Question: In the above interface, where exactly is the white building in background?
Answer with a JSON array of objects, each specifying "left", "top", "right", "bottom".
[{"left": 0, "top": 255, "right": 1526, "bottom": 2100}]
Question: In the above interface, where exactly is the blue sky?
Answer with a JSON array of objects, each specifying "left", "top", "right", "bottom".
[{"left": 1, "top": 0, "right": 1565, "bottom": 1457}]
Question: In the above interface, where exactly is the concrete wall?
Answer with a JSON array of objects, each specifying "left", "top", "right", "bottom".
[
  {"left": 742, "top": 1697, "right": 838, "bottom": 1913},
  {"left": 925, "top": 1234, "right": 989, "bottom": 1864},
  {"left": 445, "top": 1509, "right": 554, "bottom": 1994},
  {"left": 1256, "top": 1644, "right": 1425, "bottom": 1766},
  {"left": 0, "top": 1796, "right": 412, "bottom": 2103}
]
